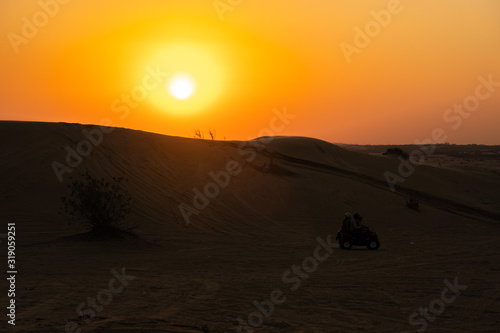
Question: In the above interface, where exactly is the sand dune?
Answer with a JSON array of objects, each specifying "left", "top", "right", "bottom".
[{"left": 0, "top": 121, "right": 499, "bottom": 332}]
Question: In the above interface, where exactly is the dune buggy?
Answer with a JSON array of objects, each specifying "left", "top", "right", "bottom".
[{"left": 336, "top": 225, "right": 380, "bottom": 250}]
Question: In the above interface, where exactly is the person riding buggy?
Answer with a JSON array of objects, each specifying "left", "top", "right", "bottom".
[{"left": 337, "top": 212, "right": 380, "bottom": 250}]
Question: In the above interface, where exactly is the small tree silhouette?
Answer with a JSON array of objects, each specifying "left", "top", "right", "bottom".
[
  {"left": 194, "top": 128, "right": 204, "bottom": 140},
  {"left": 209, "top": 129, "right": 216, "bottom": 141},
  {"left": 60, "top": 171, "right": 133, "bottom": 235},
  {"left": 383, "top": 147, "right": 409, "bottom": 160},
  {"left": 406, "top": 195, "right": 420, "bottom": 211}
]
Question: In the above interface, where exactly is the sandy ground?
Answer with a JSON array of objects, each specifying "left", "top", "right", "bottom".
[
  {"left": 1, "top": 121, "right": 499, "bottom": 332},
  {"left": 340, "top": 143, "right": 500, "bottom": 176}
]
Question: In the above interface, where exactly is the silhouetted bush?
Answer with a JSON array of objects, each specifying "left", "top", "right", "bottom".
[
  {"left": 383, "top": 147, "right": 409, "bottom": 160},
  {"left": 194, "top": 128, "right": 204, "bottom": 139},
  {"left": 406, "top": 195, "right": 420, "bottom": 211},
  {"left": 209, "top": 129, "right": 216, "bottom": 141},
  {"left": 61, "top": 171, "right": 133, "bottom": 236}
]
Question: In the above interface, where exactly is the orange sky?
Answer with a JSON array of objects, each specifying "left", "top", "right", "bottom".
[{"left": 1, "top": 0, "right": 499, "bottom": 144}]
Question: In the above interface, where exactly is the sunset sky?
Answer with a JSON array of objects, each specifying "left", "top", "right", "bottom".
[{"left": 1, "top": 0, "right": 499, "bottom": 144}]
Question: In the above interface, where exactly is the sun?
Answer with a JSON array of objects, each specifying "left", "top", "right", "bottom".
[
  {"left": 167, "top": 74, "right": 196, "bottom": 100},
  {"left": 141, "top": 43, "right": 225, "bottom": 116}
]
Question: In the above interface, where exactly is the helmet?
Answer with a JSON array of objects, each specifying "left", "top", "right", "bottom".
[
  {"left": 354, "top": 213, "right": 360, "bottom": 219},
  {"left": 345, "top": 212, "right": 351, "bottom": 218}
]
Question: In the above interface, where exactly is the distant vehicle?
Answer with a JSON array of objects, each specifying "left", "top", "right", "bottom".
[{"left": 336, "top": 224, "right": 380, "bottom": 250}]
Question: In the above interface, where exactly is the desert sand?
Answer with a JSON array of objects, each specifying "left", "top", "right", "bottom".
[{"left": 0, "top": 121, "right": 499, "bottom": 332}]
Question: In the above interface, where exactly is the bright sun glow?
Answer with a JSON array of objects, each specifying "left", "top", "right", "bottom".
[
  {"left": 167, "top": 74, "right": 196, "bottom": 100},
  {"left": 141, "top": 43, "right": 224, "bottom": 116}
]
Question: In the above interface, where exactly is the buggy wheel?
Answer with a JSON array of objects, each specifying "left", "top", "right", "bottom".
[
  {"left": 340, "top": 238, "right": 352, "bottom": 250},
  {"left": 367, "top": 239, "right": 380, "bottom": 250}
]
